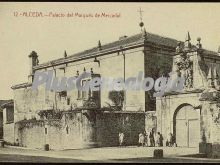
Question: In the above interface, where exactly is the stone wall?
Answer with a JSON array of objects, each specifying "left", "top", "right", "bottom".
[
  {"left": 144, "top": 47, "right": 173, "bottom": 112},
  {"left": 3, "top": 108, "right": 15, "bottom": 144},
  {"left": 13, "top": 47, "right": 147, "bottom": 124},
  {"left": 96, "top": 112, "right": 145, "bottom": 147},
  {"left": 16, "top": 111, "right": 89, "bottom": 150},
  {"left": 15, "top": 110, "right": 145, "bottom": 150},
  {"left": 156, "top": 93, "right": 201, "bottom": 144},
  {"left": 199, "top": 101, "right": 220, "bottom": 158},
  {"left": 0, "top": 112, "right": 3, "bottom": 139}
]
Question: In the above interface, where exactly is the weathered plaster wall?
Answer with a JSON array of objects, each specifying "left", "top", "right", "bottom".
[
  {"left": 13, "top": 47, "right": 147, "bottom": 124},
  {"left": 96, "top": 112, "right": 145, "bottom": 147},
  {"left": 199, "top": 101, "right": 220, "bottom": 158},
  {"left": 16, "top": 112, "right": 91, "bottom": 150},
  {"left": 156, "top": 93, "right": 201, "bottom": 143},
  {"left": 16, "top": 111, "right": 145, "bottom": 150},
  {"left": 3, "top": 108, "right": 14, "bottom": 144}
]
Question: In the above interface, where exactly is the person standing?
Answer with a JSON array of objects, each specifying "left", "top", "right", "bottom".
[
  {"left": 167, "top": 133, "right": 173, "bottom": 147},
  {"left": 138, "top": 132, "right": 144, "bottom": 147},
  {"left": 143, "top": 131, "right": 148, "bottom": 147},
  {"left": 149, "top": 131, "right": 155, "bottom": 147},
  {"left": 156, "top": 132, "right": 161, "bottom": 147},
  {"left": 159, "top": 133, "right": 164, "bottom": 147},
  {"left": 119, "top": 132, "right": 124, "bottom": 147}
]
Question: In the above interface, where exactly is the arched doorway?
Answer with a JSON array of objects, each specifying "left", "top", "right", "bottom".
[{"left": 174, "top": 104, "right": 200, "bottom": 148}]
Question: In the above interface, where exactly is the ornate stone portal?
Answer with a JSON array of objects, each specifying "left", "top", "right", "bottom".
[{"left": 175, "top": 52, "right": 193, "bottom": 89}]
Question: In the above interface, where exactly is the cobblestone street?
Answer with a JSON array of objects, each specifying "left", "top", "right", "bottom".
[{"left": 0, "top": 146, "right": 219, "bottom": 163}]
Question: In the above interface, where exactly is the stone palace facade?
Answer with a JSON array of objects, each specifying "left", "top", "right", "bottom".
[{"left": 4, "top": 27, "right": 220, "bottom": 157}]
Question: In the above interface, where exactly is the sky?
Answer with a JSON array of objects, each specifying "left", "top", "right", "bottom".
[{"left": 0, "top": 2, "right": 220, "bottom": 99}]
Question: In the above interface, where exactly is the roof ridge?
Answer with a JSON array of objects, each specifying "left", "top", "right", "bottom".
[
  {"left": 68, "top": 32, "right": 142, "bottom": 57},
  {"left": 34, "top": 31, "right": 219, "bottom": 69}
]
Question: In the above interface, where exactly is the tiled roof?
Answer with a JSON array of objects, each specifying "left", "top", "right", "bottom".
[
  {"left": 34, "top": 32, "right": 180, "bottom": 69},
  {"left": 35, "top": 31, "right": 220, "bottom": 70},
  {"left": 69, "top": 32, "right": 178, "bottom": 59}
]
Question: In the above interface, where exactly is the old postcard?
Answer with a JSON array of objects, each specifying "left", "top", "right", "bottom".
[{"left": 0, "top": 2, "right": 220, "bottom": 163}]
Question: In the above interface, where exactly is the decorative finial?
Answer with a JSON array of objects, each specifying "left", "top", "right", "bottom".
[
  {"left": 185, "top": 31, "right": 191, "bottom": 41},
  {"left": 36, "top": 58, "right": 39, "bottom": 65},
  {"left": 184, "top": 31, "right": 191, "bottom": 51},
  {"left": 213, "top": 66, "right": 219, "bottom": 89},
  {"left": 76, "top": 70, "right": 79, "bottom": 76},
  {"left": 98, "top": 40, "right": 102, "bottom": 51},
  {"left": 142, "top": 27, "right": 147, "bottom": 39},
  {"left": 29, "top": 51, "right": 38, "bottom": 57},
  {"left": 83, "top": 67, "right": 86, "bottom": 72},
  {"left": 138, "top": 7, "right": 144, "bottom": 31},
  {"left": 207, "top": 67, "right": 214, "bottom": 88},
  {"left": 176, "top": 41, "right": 182, "bottom": 53},
  {"left": 196, "top": 37, "right": 202, "bottom": 49},
  {"left": 214, "top": 70, "right": 219, "bottom": 80},
  {"left": 64, "top": 50, "right": 67, "bottom": 58},
  {"left": 91, "top": 68, "right": 93, "bottom": 74}
]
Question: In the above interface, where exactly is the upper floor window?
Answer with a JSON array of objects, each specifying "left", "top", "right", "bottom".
[
  {"left": 77, "top": 74, "right": 101, "bottom": 106},
  {"left": 6, "top": 107, "right": 14, "bottom": 124},
  {"left": 59, "top": 91, "right": 67, "bottom": 98}
]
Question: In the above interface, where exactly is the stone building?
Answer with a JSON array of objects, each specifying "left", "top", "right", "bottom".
[
  {"left": 10, "top": 24, "right": 220, "bottom": 156},
  {"left": 156, "top": 34, "right": 220, "bottom": 158},
  {"left": 0, "top": 100, "right": 14, "bottom": 142}
]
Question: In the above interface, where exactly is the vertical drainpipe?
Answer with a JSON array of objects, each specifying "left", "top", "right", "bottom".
[
  {"left": 53, "top": 65, "right": 57, "bottom": 111},
  {"left": 121, "top": 48, "right": 126, "bottom": 111}
]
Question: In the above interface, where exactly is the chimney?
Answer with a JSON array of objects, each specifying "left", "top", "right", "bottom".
[
  {"left": 218, "top": 46, "right": 220, "bottom": 55},
  {"left": 28, "top": 51, "right": 38, "bottom": 83}
]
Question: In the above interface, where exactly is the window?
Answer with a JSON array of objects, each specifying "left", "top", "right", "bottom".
[
  {"left": 67, "top": 97, "right": 70, "bottom": 105},
  {"left": 77, "top": 90, "right": 81, "bottom": 99},
  {"left": 66, "top": 125, "right": 69, "bottom": 134},
  {"left": 6, "top": 108, "right": 14, "bottom": 123},
  {"left": 77, "top": 74, "right": 101, "bottom": 107},
  {"left": 59, "top": 91, "right": 67, "bottom": 98},
  {"left": 78, "top": 79, "right": 91, "bottom": 100},
  {"left": 82, "top": 79, "right": 91, "bottom": 100}
]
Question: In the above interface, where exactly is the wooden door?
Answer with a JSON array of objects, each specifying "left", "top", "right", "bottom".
[
  {"left": 188, "top": 119, "right": 200, "bottom": 147},
  {"left": 175, "top": 105, "right": 200, "bottom": 148}
]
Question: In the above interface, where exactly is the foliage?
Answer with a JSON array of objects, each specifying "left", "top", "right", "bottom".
[
  {"left": 102, "top": 102, "right": 123, "bottom": 111},
  {"left": 16, "top": 118, "right": 44, "bottom": 130},
  {"left": 37, "top": 109, "right": 63, "bottom": 120},
  {"left": 200, "top": 90, "right": 220, "bottom": 102},
  {"left": 46, "top": 119, "right": 63, "bottom": 129},
  {"left": 107, "top": 90, "right": 124, "bottom": 111},
  {"left": 83, "top": 97, "right": 98, "bottom": 108}
]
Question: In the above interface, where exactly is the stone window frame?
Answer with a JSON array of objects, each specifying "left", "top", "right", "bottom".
[
  {"left": 5, "top": 108, "right": 14, "bottom": 124},
  {"left": 77, "top": 74, "right": 101, "bottom": 102}
]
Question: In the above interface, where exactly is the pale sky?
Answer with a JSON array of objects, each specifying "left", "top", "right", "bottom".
[{"left": 0, "top": 2, "right": 220, "bottom": 99}]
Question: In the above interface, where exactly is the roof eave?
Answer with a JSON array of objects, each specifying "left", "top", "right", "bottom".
[{"left": 33, "top": 39, "right": 177, "bottom": 71}]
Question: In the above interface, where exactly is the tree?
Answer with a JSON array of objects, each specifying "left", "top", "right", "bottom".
[{"left": 108, "top": 90, "right": 124, "bottom": 111}]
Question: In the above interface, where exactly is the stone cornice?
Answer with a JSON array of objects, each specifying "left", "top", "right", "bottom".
[
  {"left": 11, "top": 83, "right": 32, "bottom": 90},
  {"left": 33, "top": 40, "right": 176, "bottom": 71}
]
